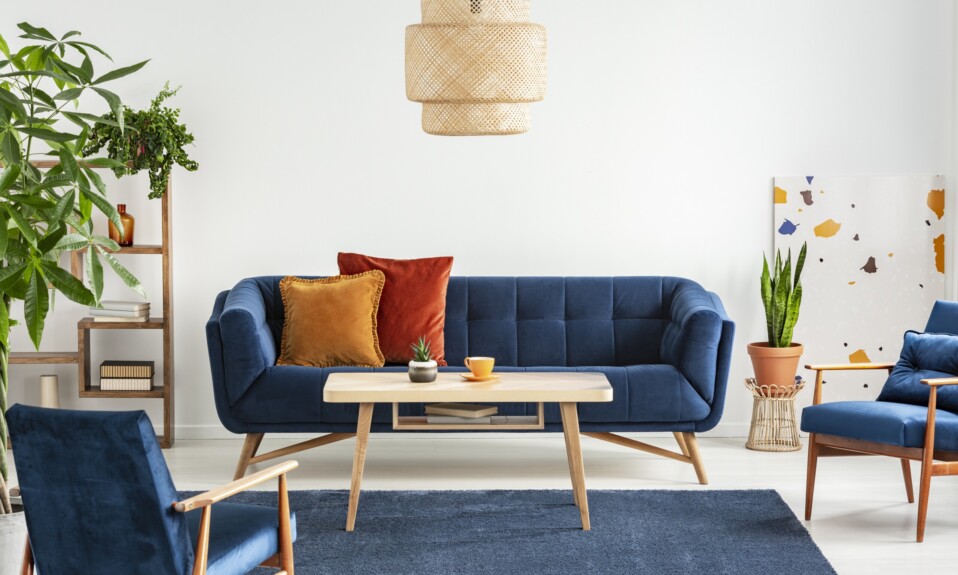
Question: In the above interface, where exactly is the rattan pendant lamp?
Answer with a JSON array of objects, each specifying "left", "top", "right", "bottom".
[{"left": 405, "top": 0, "right": 547, "bottom": 136}]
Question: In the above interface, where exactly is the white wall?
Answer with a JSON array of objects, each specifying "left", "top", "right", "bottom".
[{"left": 4, "top": 0, "right": 955, "bottom": 438}]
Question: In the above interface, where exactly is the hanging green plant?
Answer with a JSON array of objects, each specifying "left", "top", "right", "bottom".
[{"left": 82, "top": 82, "right": 197, "bottom": 199}]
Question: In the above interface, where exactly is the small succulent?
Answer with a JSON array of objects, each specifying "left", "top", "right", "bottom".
[{"left": 410, "top": 336, "right": 433, "bottom": 363}]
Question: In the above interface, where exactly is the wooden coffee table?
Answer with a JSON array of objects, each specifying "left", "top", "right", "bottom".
[{"left": 323, "top": 371, "right": 613, "bottom": 531}]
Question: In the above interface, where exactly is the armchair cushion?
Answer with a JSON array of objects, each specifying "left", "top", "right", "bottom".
[
  {"left": 877, "top": 331, "right": 958, "bottom": 413},
  {"left": 801, "top": 400, "right": 958, "bottom": 450},
  {"left": 185, "top": 502, "right": 296, "bottom": 575}
]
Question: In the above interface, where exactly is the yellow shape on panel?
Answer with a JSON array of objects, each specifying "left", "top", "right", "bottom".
[
  {"left": 774, "top": 187, "right": 787, "bottom": 204},
  {"left": 849, "top": 349, "right": 871, "bottom": 363},
  {"left": 927, "top": 189, "right": 945, "bottom": 220},
  {"left": 813, "top": 219, "right": 841, "bottom": 238},
  {"left": 934, "top": 234, "right": 945, "bottom": 273}
]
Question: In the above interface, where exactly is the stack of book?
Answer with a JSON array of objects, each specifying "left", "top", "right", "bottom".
[
  {"left": 89, "top": 300, "right": 150, "bottom": 322},
  {"left": 100, "top": 360, "right": 154, "bottom": 391},
  {"left": 425, "top": 403, "right": 498, "bottom": 424}
]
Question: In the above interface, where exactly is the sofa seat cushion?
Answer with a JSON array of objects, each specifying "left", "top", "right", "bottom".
[
  {"left": 232, "top": 365, "right": 710, "bottom": 426},
  {"left": 186, "top": 502, "right": 296, "bottom": 575},
  {"left": 801, "top": 401, "right": 958, "bottom": 451}
]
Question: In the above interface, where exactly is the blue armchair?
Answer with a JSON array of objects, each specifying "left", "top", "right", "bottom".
[
  {"left": 801, "top": 300, "right": 958, "bottom": 542},
  {"left": 7, "top": 405, "right": 298, "bottom": 574}
]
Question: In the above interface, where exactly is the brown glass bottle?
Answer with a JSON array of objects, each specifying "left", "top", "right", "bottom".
[{"left": 108, "top": 204, "right": 135, "bottom": 246}]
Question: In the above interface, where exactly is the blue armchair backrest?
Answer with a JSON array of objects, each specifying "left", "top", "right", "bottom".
[
  {"left": 244, "top": 276, "right": 713, "bottom": 367},
  {"left": 877, "top": 300, "right": 958, "bottom": 413},
  {"left": 7, "top": 405, "right": 193, "bottom": 574}
]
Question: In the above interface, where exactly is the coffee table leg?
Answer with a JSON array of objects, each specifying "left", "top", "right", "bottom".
[
  {"left": 560, "top": 402, "right": 590, "bottom": 530},
  {"left": 346, "top": 402, "right": 374, "bottom": 532},
  {"left": 559, "top": 404, "right": 579, "bottom": 507}
]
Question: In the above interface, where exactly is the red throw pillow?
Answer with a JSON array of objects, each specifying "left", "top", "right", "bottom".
[{"left": 338, "top": 253, "right": 453, "bottom": 365}]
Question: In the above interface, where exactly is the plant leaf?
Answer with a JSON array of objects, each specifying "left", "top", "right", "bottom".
[
  {"left": 80, "top": 157, "right": 125, "bottom": 169},
  {"left": 18, "top": 127, "right": 79, "bottom": 142},
  {"left": 53, "top": 232, "right": 88, "bottom": 252},
  {"left": 0, "top": 261, "right": 28, "bottom": 291},
  {"left": 78, "top": 179, "right": 123, "bottom": 237},
  {"left": 17, "top": 23, "right": 56, "bottom": 42},
  {"left": 0, "top": 131, "right": 21, "bottom": 165},
  {"left": 5, "top": 204, "right": 37, "bottom": 248},
  {"left": 58, "top": 147, "right": 80, "bottom": 179},
  {"left": 53, "top": 86, "right": 85, "bottom": 101},
  {"left": 92, "top": 59, "right": 149, "bottom": 85},
  {"left": 91, "top": 234, "right": 119, "bottom": 251},
  {"left": 85, "top": 244, "right": 103, "bottom": 303},
  {"left": 40, "top": 261, "right": 95, "bottom": 306},
  {"left": 0, "top": 89, "right": 26, "bottom": 118},
  {"left": 96, "top": 246, "right": 145, "bottom": 299},
  {"left": 23, "top": 265, "right": 50, "bottom": 349},
  {"left": 0, "top": 163, "right": 20, "bottom": 193},
  {"left": 64, "top": 41, "right": 111, "bottom": 61},
  {"left": 90, "top": 87, "right": 123, "bottom": 132},
  {"left": 0, "top": 33, "right": 9, "bottom": 58}
]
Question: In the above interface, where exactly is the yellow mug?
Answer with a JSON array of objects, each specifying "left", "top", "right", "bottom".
[{"left": 464, "top": 356, "right": 495, "bottom": 378}]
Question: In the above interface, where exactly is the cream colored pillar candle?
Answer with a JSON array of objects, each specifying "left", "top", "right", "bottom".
[{"left": 39, "top": 374, "right": 60, "bottom": 408}]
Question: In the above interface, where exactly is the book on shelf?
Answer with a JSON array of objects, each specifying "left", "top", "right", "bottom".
[
  {"left": 99, "top": 378, "right": 153, "bottom": 391},
  {"left": 424, "top": 403, "right": 498, "bottom": 418},
  {"left": 100, "top": 360, "right": 154, "bottom": 379},
  {"left": 92, "top": 315, "right": 150, "bottom": 323},
  {"left": 490, "top": 415, "right": 538, "bottom": 425},
  {"left": 96, "top": 300, "right": 150, "bottom": 312},
  {"left": 426, "top": 415, "right": 492, "bottom": 424},
  {"left": 89, "top": 308, "right": 150, "bottom": 319}
]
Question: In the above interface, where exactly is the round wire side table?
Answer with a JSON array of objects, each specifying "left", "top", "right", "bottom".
[{"left": 744, "top": 378, "right": 805, "bottom": 452}]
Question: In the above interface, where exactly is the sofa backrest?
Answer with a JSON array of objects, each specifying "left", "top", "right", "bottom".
[{"left": 250, "top": 276, "right": 706, "bottom": 367}]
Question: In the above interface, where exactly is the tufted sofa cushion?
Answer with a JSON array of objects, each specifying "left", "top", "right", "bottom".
[{"left": 877, "top": 330, "right": 958, "bottom": 414}]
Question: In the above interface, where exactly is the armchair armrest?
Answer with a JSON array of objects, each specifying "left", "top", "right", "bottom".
[
  {"left": 173, "top": 460, "right": 299, "bottom": 512},
  {"left": 806, "top": 362, "right": 896, "bottom": 405},
  {"left": 921, "top": 377, "right": 958, "bottom": 387}
]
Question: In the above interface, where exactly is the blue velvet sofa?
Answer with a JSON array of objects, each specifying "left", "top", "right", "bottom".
[{"left": 207, "top": 276, "right": 735, "bottom": 483}]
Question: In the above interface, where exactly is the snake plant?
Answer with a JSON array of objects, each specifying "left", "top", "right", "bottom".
[{"left": 761, "top": 242, "right": 807, "bottom": 347}]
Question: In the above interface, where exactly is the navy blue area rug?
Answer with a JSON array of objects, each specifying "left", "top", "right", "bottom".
[{"left": 183, "top": 489, "right": 834, "bottom": 575}]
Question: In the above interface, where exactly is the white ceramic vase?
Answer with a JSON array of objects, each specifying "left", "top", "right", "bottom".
[{"left": 408, "top": 360, "right": 438, "bottom": 383}]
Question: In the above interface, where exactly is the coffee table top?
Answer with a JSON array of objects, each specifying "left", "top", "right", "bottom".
[{"left": 323, "top": 372, "right": 613, "bottom": 403}]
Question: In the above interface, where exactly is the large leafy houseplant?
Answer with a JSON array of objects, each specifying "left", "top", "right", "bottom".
[
  {"left": 748, "top": 242, "right": 808, "bottom": 389},
  {"left": 82, "top": 81, "right": 198, "bottom": 199},
  {"left": 0, "top": 23, "right": 148, "bottom": 515}
]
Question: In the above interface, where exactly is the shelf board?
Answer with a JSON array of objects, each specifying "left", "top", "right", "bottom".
[
  {"left": 109, "top": 245, "right": 164, "bottom": 255},
  {"left": 81, "top": 386, "right": 164, "bottom": 399},
  {"left": 10, "top": 351, "right": 79, "bottom": 364},
  {"left": 79, "top": 318, "right": 165, "bottom": 330}
]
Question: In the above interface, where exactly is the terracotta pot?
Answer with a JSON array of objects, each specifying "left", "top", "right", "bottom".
[{"left": 747, "top": 342, "right": 804, "bottom": 390}]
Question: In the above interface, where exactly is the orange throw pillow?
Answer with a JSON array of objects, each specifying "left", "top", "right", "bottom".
[
  {"left": 277, "top": 271, "right": 386, "bottom": 368},
  {"left": 338, "top": 253, "right": 453, "bottom": 365}
]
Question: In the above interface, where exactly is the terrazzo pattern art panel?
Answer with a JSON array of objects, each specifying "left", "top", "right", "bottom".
[{"left": 773, "top": 176, "right": 945, "bottom": 401}]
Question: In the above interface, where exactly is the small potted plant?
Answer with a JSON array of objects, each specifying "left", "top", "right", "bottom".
[
  {"left": 409, "top": 336, "right": 438, "bottom": 383},
  {"left": 748, "top": 242, "right": 807, "bottom": 392}
]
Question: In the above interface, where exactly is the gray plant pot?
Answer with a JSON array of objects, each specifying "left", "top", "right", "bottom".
[
  {"left": 408, "top": 360, "right": 438, "bottom": 383},
  {"left": 0, "top": 507, "right": 27, "bottom": 575}
]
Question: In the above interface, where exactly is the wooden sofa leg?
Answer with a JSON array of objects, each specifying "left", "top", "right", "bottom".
[
  {"left": 901, "top": 459, "right": 915, "bottom": 504},
  {"left": 234, "top": 433, "right": 265, "bottom": 480},
  {"left": 805, "top": 433, "right": 819, "bottom": 520},
  {"left": 682, "top": 432, "right": 708, "bottom": 485},
  {"left": 673, "top": 432, "right": 690, "bottom": 457}
]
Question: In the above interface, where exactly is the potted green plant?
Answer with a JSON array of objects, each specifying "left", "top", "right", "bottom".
[
  {"left": 409, "top": 336, "right": 438, "bottom": 383},
  {"left": 82, "top": 81, "right": 198, "bottom": 199},
  {"left": 748, "top": 242, "right": 807, "bottom": 391},
  {"left": 0, "top": 23, "right": 148, "bottom": 565}
]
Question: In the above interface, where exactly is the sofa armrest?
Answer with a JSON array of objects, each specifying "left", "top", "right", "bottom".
[
  {"left": 660, "top": 283, "right": 730, "bottom": 406},
  {"left": 217, "top": 279, "right": 279, "bottom": 405}
]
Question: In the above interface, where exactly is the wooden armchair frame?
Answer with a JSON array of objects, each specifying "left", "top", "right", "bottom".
[
  {"left": 20, "top": 461, "right": 299, "bottom": 575},
  {"left": 805, "top": 363, "right": 958, "bottom": 542}
]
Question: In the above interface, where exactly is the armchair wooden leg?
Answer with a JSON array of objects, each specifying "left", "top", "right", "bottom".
[
  {"left": 673, "top": 432, "right": 690, "bottom": 457},
  {"left": 278, "top": 473, "right": 295, "bottom": 575},
  {"left": 805, "top": 433, "right": 819, "bottom": 520},
  {"left": 20, "top": 535, "right": 33, "bottom": 575},
  {"left": 235, "top": 433, "right": 265, "bottom": 480},
  {"left": 901, "top": 459, "right": 915, "bottom": 504},
  {"left": 682, "top": 432, "right": 708, "bottom": 485},
  {"left": 192, "top": 507, "right": 212, "bottom": 575},
  {"left": 917, "top": 387, "right": 938, "bottom": 543}
]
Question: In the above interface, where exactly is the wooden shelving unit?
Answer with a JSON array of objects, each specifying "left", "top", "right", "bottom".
[{"left": 68, "top": 183, "right": 175, "bottom": 448}]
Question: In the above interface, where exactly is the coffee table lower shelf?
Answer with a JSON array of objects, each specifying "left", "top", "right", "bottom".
[{"left": 391, "top": 402, "right": 545, "bottom": 430}]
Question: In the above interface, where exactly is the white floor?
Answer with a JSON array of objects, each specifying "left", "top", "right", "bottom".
[{"left": 9, "top": 434, "right": 956, "bottom": 574}]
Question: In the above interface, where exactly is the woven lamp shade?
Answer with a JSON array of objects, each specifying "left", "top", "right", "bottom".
[{"left": 405, "top": 0, "right": 547, "bottom": 136}]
